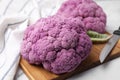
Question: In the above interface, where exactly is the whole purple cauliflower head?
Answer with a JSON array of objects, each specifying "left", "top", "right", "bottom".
[
  {"left": 57, "top": 0, "right": 107, "bottom": 33},
  {"left": 21, "top": 15, "right": 92, "bottom": 74}
]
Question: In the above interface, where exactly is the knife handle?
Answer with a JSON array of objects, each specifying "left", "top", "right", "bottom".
[{"left": 113, "top": 26, "right": 120, "bottom": 35}]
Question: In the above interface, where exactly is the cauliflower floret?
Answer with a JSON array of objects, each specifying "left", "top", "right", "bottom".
[
  {"left": 21, "top": 16, "right": 92, "bottom": 74},
  {"left": 57, "top": 0, "right": 107, "bottom": 33},
  {"left": 43, "top": 49, "right": 81, "bottom": 74}
]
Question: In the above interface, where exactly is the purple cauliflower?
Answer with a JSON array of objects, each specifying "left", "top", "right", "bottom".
[
  {"left": 21, "top": 15, "right": 92, "bottom": 74},
  {"left": 57, "top": 0, "right": 107, "bottom": 33}
]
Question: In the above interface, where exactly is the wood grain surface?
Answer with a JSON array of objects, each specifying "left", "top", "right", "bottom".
[{"left": 20, "top": 40, "right": 120, "bottom": 80}]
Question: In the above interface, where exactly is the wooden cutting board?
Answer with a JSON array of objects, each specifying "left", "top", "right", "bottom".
[{"left": 20, "top": 40, "right": 120, "bottom": 80}]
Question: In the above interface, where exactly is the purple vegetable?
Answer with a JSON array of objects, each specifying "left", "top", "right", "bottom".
[
  {"left": 21, "top": 15, "right": 92, "bottom": 74},
  {"left": 57, "top": 0, "right": 107, "bottom": 33}
]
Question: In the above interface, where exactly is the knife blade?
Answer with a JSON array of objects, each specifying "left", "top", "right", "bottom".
[{"left": 100, "top": 27, "right": 120, "bottom": 63}]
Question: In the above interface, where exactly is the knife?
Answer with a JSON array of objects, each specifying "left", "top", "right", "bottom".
[{"left": 100, "top": 26, "right": 120, "bottom": 63}]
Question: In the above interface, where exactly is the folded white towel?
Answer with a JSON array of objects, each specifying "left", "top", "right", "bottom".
[
  {"left": 0, "top": 0, "right": 41, "bottom": 79},
  {"left": 0, "top": 20, "right": 28, "bottom": 80}
]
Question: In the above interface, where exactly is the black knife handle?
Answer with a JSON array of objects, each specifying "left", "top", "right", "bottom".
[
  {"left": 113, "top": 26, "right": 120, "bottom": 35},
  {"left": 119, "top": 26, "right": 120, "bottom": 30}
]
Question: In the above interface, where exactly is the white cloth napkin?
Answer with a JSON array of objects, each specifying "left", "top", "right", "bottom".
[
  {"left": 0, "top": 20, "right": 28, "bottom": 80},
  {"left": 0, "top": 0, "right": 41, "bottom": 80}
]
